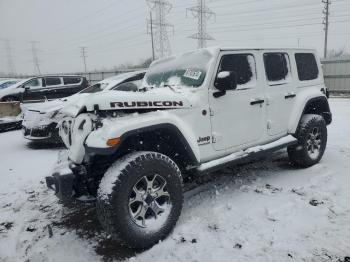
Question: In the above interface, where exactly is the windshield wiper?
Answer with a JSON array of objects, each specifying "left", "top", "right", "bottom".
[{"left": 163, "top": 84, "right": 177, "bottom": 92}]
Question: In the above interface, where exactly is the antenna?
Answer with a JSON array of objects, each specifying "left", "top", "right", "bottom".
[
  {"left": 147, "top": 0, "right": 174, "bottom": 59},
  {"left": 187, "top": 0, "right": 215, "bottom": 49}
]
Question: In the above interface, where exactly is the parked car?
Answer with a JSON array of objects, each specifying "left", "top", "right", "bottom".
[
  {"left": 46, "top": 47, "right": 331, "bottom": 249},
  {"left": 22, "top": 70, "right": 146, "bottom": 143},
  {"left": 0, "top": 75, "right": 88, "bottom": 102},
  {"left": 0, "top": 79, "right": 20, "bottom": 90}
]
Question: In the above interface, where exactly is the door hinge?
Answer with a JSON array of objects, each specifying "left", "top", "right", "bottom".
[
  {"left": 209, "top": 107, "right": 214, "bottom": 116},
  {"left": 267, "top": 120, "right": 272, "bottom": 130}
]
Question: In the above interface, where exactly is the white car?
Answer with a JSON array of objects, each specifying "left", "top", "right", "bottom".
[
  {"left": 22, "top": 70, "right": 146, "bottom": 143},
  {"left": 47, "top": 47, "right": 331, "bottom": 249},
  {"left": 0, "top": 79, "right": 20, "bottom": 90}
]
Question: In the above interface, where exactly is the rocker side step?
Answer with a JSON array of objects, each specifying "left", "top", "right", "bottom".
[{"left": 197, "top": 135, "right": 298, "bottom": 174}]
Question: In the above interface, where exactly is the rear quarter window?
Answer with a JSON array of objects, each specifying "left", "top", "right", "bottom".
[
  {"left": 45, "top": 77, "right": 62, "bottom": 86},
  {"left": 63, "top": 77, "right": 81, "bottom": 85},
  {"left": 295, "top": 53, "right": 319, "bottom": 81}
]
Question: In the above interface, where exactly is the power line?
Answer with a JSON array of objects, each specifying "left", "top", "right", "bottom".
[
  {"left": 187, "top": 0, "right": 216, "bottom": 49},
  {"left": 29, "top": 41, "right": 41, "bottom": 75},
  {"left": 147, "top": 12, "right": 156, "bottom": 61},
  {"left": 147, "top": 0, "right": 174, "bottom": 59},
  {"left": 80, "top": 46, "right": 87, "bottom": 73},
  {"left": 323, "top": 0, "right": 331, "bottom": 58},
  {"left": 0, "top": 39, "right": 16, "bottom": 75}
]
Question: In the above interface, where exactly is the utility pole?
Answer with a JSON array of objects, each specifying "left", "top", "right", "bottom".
[
  {"left": 187, "top": 0, "right": 215, "bottom": 49},
  {"left": 29, "top": 41, "right": 41, "bottom": 75},
  {"left": 146, "top": 0, "right": 174, "bottom": 59},
  {"left": 80, "top": 46, "right": 87, "bottom": 73},
  {"left": 0, "top": 39, "right": 16, "bottom": 76},
  {"left": 148, "top": 11, "right": 155, "bottom": 61},
  {"left": 322, "top": 0, "right": 331, "bottom": 58}
]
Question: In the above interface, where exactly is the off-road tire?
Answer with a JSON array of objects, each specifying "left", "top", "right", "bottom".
[
  {"left": 288, "top": 114, "right": 327, "bottom": 167},
  {"left": 96, "top": 151, "right": 183, "bottom": 249}
]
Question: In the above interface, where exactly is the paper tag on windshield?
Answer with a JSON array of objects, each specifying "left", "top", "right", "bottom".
[{"left": 184, "top": 69, "right": 202, "bottom": 80}]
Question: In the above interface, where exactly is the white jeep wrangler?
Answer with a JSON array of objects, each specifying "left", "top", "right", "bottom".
[{"left": 46, "top": 47, "right": 332, "bottom": 249}]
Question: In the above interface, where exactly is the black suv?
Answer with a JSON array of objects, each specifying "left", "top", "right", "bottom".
[{"left": 0, "top": 75, "right": 88, "bottom": 102}]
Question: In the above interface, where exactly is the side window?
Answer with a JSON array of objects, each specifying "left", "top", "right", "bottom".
[
  {"left": 26, "top": 78, "right": 40, "bottom": 87},
  {"left": 63, "top": 77, "right": 81, "bottom": 85},
  {"left": 45, "top": 77, "right": 62, "bottom": 86},
  {"left": 264, "top": 53, "right": 291, "bottom": 85},
  {"left": 218, "top": 54, "right": 256, "bottom": 89},
  {"left": 295, "top": 53, "right": 319, "bottom": 81}
]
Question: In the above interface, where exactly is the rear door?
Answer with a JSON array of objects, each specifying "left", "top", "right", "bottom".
[
  {"left": 44, "top": 77, "right": 63, "bottom": 99},
  {"left": 263, "top": 51, "right": 296, "bottom": 136},
  {"left": 60, "top": 77, "right": 84, "bottom": 97},
  {"left": 209, "top": 51, "right": 266, "bottom": 151}
]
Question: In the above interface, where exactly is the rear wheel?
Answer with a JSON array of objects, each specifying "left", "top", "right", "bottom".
[
  {"left": 96, "top": 151, "right": 183, "bottom": 249},
  {"left": 288, "top": 114, "right": 327, "bottom": 167}
]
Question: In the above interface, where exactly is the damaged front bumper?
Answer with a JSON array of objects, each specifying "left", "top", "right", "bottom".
[{"left": 46, "top": 151, "right": 90, "bottom": 202}]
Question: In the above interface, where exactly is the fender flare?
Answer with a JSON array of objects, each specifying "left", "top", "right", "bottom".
[
  {"left": 86, "top": 123, "right": 200, "bottom": 166},
  {"left": 288, "top": 95, "right": 331, "bottom": 134}
]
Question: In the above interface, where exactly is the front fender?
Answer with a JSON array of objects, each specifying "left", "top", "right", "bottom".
[{"left": 85, "top": 110, "right": 200, "bottom": 163}]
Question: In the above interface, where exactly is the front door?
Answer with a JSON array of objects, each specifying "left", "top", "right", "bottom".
[
  {"left": 209, "top": 51, "right": 266, "bottom": 151},
  {"left": 262, "top": 52, "right": 296, "bottom": 136},
  {"left": 22, "top": 78, "right": 45, "bottom": 102}
]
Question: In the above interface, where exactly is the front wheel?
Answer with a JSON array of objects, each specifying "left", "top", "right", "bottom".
[
  {"left": 96, "top": 151, "right": 183, "bottom": 249},
  {"left": 288, "top": 114, "right": 327, "bottom": 167}
]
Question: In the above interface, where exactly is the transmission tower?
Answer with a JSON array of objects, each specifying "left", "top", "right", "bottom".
[
  {"left": 146, "top": 0, "right": 174, "bottom": 59},
  {"left": 187, "top": 0, "right": 215, "bottom": 49},
  {"left": 80, "top": 46, "right": 88, "bottom": 73},
  {"left": 322, "top": 0, "right": 331, "bottom": 58},
  {"left": 0, "top": 39, "right": 16, "bottom": 76},
  {"left": 29, "top": 41, "right": 41, "bottom": 74}
]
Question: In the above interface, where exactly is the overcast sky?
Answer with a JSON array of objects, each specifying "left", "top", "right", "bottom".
[{"left": 0, "top": 0, "right": 349, "bottom": 75}]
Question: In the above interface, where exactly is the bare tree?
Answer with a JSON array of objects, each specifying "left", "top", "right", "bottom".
[{"left": 327, "top": 47, "right": 349, "bottom": 58}]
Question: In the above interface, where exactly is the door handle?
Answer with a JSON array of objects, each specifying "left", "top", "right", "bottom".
[
  {"left": 250, "top": 98, "right": 265, "bottom": 105},
  {"left": 285, "top": 93, "right": 296, "bottom": 99}
]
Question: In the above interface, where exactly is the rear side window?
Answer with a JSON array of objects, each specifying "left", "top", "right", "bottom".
[
  {"left": 63, "top": 77, "right": 81, "bottom": 85},
  {"left": 218, "top": 54, "right": 256, "bottom": 88},
  {"left": 295, "top": 53, "right": 319, "bottom": 81},
  {"left": 45, "top": 77, "right": 61, "bottom": 86},
  {"left": 264, "top": 53, "right": 291, "bottom": 84}
]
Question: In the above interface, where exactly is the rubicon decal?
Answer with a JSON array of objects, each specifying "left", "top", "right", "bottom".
[{"left": 110, "top": 101, "right": 184, "bottom": 108}]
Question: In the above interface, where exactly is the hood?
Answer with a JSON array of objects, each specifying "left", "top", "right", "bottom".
[
  {"left": 23, "top": 93, "right": 92, "bottom": 114},
  {"left": 61, "top": 87, "right": 197, "bottom": 117}
]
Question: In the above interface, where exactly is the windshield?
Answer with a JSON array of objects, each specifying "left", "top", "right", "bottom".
[{"left": 145, "top": 49, "right": 213, "bottom": 88}]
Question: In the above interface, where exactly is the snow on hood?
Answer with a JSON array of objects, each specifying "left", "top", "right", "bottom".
[
  {"left": 24, "top": 93, "right": 91, "bottom": 114},
  {"left": 61, "top": 87, "right": 197, "bottom": 117}
]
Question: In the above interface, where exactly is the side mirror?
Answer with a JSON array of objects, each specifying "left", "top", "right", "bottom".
[
  {"left": 214, "top": 71, "right": 238, "bottom": 92},
  {"left": 23, "top": 85, "right": 30, "bottom": 91}
]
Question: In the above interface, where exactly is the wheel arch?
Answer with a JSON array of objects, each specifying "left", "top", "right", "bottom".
[
  {"left": 288, "top": 95, "right": 332, "bottom": 134},
  {"left": 87, "top": 123, "right": 200, "bottom": 173}
]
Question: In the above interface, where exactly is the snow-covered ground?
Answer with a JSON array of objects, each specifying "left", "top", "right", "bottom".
[{"left": 1, "top": 98, "right": 350, "bottom": 262}]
